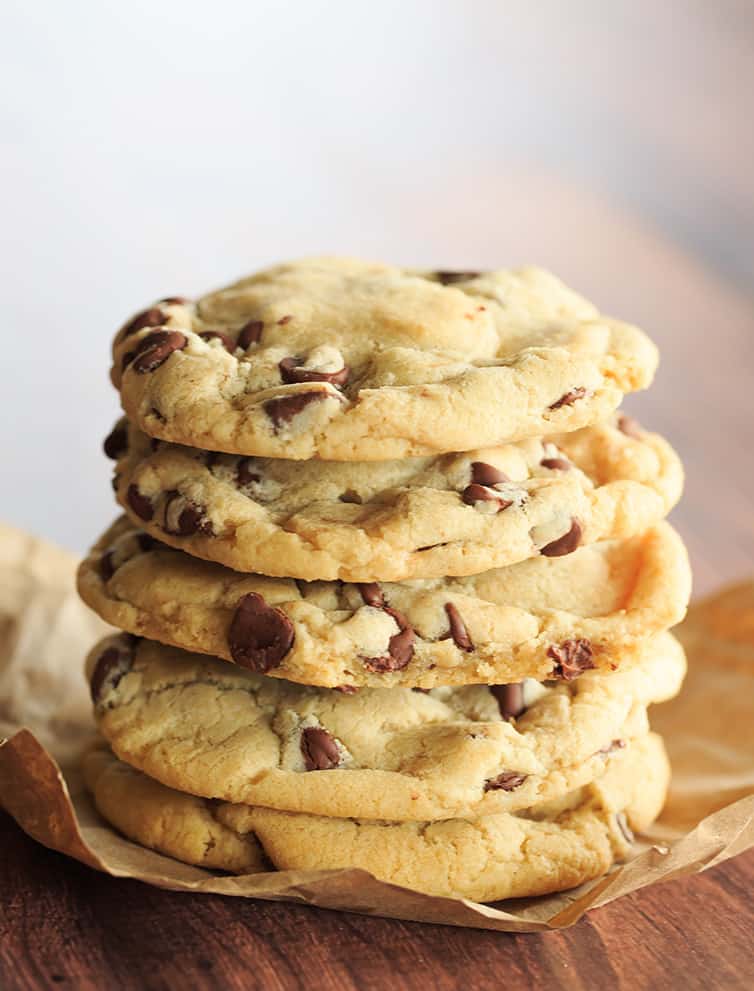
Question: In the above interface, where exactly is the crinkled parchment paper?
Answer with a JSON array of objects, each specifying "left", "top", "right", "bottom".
[{"left": 1, "top": 522, "right": 752, "bottom": 932}]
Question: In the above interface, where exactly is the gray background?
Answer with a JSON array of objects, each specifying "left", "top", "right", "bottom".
[{"left": 2, "top": 0, "right": 753, "bottom": 589}]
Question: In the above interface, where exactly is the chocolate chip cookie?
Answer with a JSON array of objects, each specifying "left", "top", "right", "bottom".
[
  {"left": 111, "top": 259, "right": 658, "bottom": 460},
  {"left": 85, "top": 632, "right": 683, "bottom": 820},
  {"left": 78, "top": 517, "right": 691, "bottom": 688},
  {"left": 84, "top": 732, "right": 670, "bottom": 902},
  {"left": 108, "top": 414, "right": 682, "bottom": 581}
]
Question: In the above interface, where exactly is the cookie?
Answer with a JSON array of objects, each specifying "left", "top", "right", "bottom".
[
  {"left": 86, "top": 632, "right": 683, "bottom": 820},
  {"left": 84, "top": 733, "right": 670, "bottom": 902},
  {"left": 82, "top": 745, "right": 266, "bottom": 873},
  {"left": 110, "top": 259, "right": 658, "bottom": 460},
  {"left": 78, "top": 517, "right": 691, "bottom": 688},
  {"left": 108, "top": 414, "right": 683, "bottom": 581}
]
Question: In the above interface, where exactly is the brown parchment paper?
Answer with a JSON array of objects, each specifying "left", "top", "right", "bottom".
[{"left": 1, "top": 522, "right": 753, "bottom": 932}]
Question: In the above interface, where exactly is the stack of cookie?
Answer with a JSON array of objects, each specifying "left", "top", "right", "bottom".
[{"left": 77, "top": 259, "right": 691, "bottom": 901}]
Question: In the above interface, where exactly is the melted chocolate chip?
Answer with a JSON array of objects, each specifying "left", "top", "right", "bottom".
[
  {"left": 236, "top": 458, "right": 261, "bottom": 488},
  {"left": 357, "top": 583, "right": 385, "bottom": 608},
  {"left": 548, "top": 386, "right": 587, "bottom": 411},
  {"left": 471, "top": 462, "right": 509, "bottom": 486},
  {"left": 444, "top": 603, "right": 474, "bottom": 652},
  {"left": 277, "top": 314, "right": 293, "bottom": 325},
  {"left": 279, "top": 356, "right": 350, "bottom": 388},
  {"left": 118, "top": 307, "right": 166, "bottom": 342},
  {"left": 228, "top": 593, "right": 295, "bottom": 672},
  {"left": 300, "top": 727, "right": 341, "bottom": 770},
  {"left": 333, "top": 685, "right": 359, "bottom": 694},
  {"left": 99, "top": 550, "right": 116, "bottom": 582},
  {"left": 483, "top": 771, "right": 527, "bottom": 793},
  {"left": 263, "top": 391, "right": 328, "bottom": 430},
  {"left": 131, "top": 330, "right": 188, "bottom": 374},
  {"left": 90, "top": 635, "right": 137, "bottom": 703},
  {"left": 462, "top": 483, "right": 513, "bottom": 512},
  {"left": 362, "top": 607, "right": 415, "bottom": 673},
  {"left": 238, "top": 319, "right": 264, "bottom": 348},
  {"left": 547, "top": 639, "right": 594, "bottom": 680},
  {"left": 103, "top": 420, "right": 128, "bottom": 460},
  {"left": 540, "top": 518, "right": 582, "bottom": 556},
  {"left": 163, "top": 491, "right": 213, "bottom": 536},
  {"left": 435, "top": 271, "right": 480, "bottom": 285},
  {"left": 199, "top": 331, "right": 235, "bottom": 354},
  {"left": 126, "top": 484, "right": 154, "bottom": 521},
  {"left": 540, "top": 457, "right": 571, "bottom": 471},
  {"left": 618, "top": 414, "right": 642, "bottom": 439},
  {"left": 339, "top": 489, "right": 362, "bottom": 504},
  {"left": 490, "top": 683, "right": 525, "bottom": 720},
  {"left": 159, "top": 296, "right": 189, "bottom": 305}
]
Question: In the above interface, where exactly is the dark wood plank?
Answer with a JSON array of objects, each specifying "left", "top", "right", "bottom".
[{"left": 1, "top": 810, "right": 752, "bottom": 991}]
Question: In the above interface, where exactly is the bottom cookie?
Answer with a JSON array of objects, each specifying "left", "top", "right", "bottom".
[{"left": 83, "top": 732, "right": 669, "bottom": 902}]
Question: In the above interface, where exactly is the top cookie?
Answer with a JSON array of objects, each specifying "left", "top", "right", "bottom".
[{"left": 111, "top": 258, "right": 658, "bottom": 460}]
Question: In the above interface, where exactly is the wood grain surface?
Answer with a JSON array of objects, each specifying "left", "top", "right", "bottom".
[{"left": 0, "top": 808, "right": 751, "bottom": 991}]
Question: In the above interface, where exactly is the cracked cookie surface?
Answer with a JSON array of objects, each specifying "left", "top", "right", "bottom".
[
  {"left": 108, "top": 414, "right": 682, "bottom": 581},
  {"left": 79, "top": 517, "right": 691, "bottom": 687},
  {"left": 85, "top": 633, "right": 683, "bottom": 820},
  {"left": 84, "top": 733, "right": 669, "bottom": 902},
  {"left": 111, "top": 258, "right": 658, "bottom": 460}
]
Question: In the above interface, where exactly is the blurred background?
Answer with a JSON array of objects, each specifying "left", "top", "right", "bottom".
[{"left": 2, "top": 0, "right": 753, "bottom": 591}]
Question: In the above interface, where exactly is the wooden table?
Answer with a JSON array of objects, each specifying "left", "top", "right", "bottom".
[
  {"left": 0, "top": 808, "right": 751, "bottom": 990},
  {"left": 3, "top": 210, "right": 754, "bottom": 991}
]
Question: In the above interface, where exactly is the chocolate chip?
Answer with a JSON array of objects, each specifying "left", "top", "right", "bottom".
[
  {"left": 90, "top": 635, "right": 136, "bottom": 703},
  {"left": 616, "top": 812, "right": 634, "bottom": 844},
  {"left": 263, "top": 391, "right": 327, "bottom": 430},
  {"left": 228, "top": 592, "right": 295, "bottom": 672},
  {"left": 236, "top": 458, "right": 261, "bottom": 488},
  {"left": 435, "top": 271, "right": 480, "bottom": 285},
  {"left": 163, "top": 491, "right": 213, "bottom": 536},
  {"left": 333, "top": 685, "right": 359, "bottom": 694},
  {"left": 444, "top": 603, "right": 474, "bottom": 652},
  {"left": 483, "top": 771, "right": 527, "bottom": 793},
  {"left": 126, "top": 484, "right": 154, "bottom": 521},
  {"left": 618, "top": 414, "right": 642, "bottom": 439},
  {"left": 277, "top": 314, "right": 293, "bottom": 325},
  {"left": 131, "top": 330, "right": 188, "bottom": 374},
  {"left": 540, "top": 518, "right": 582, "bottom": 556},
  {"left": 548, "top": 387, "right": 587, "bottom": 411},
  {"left": 357, "top": 583, "right": 385, "bottom": 608},
  {"left": 99, "top": 550, "right": 116, "bottom": 582},
  {"left": 149, "top": 406, "right": 166, "bottom": 424},
  {"left": 237, "top": 319, "right": 264, "bottom": 348},
  {"left": 199, "top": 331, "right": 235, "bottom": 354},
  {"left": 540, "top": 457, "right": 571, "bottom": 471},
  {"left": 279, "top": 356, "right": 350, "bottom": 388},
  {"left": 99, "top": 531, "right": 154, "bottom": 581},
  {"left": 103, "top": 420, "right": 128, "bottom": 460},
  {"left": 111, "top": 473, "right": 120, "bottom": 493},
  {"left": 470, "top": 462, "right": 509, "bottom": 486},
  {"left": 596, "top": 738, "right": 627, "bottom": 758},
  {"left": 362, "top": 607, "right": 415, "bottom": 673},
  {"left": 547, "top": 639, "right": 594, "bottom": 680},
  {"left": 339, "top": 489, "right": 362, "bottom": 504},
  {"left": 300, "top": 727, "right": 341, "bottom": 770},
  {"left": 462, "top": 483, "right": 513, "bottom": 512},
  {"left": 490, "top": 683, "right": 525, "bottom": 720},
  {"left": 159, "top": 296, "right": 189, "bottom": 305},
  {"left": 137, "top": 532, "right": 156, "bottom": 552},
  {"left": 118, "top": 307, "right": 166, "bottom": 341}
]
